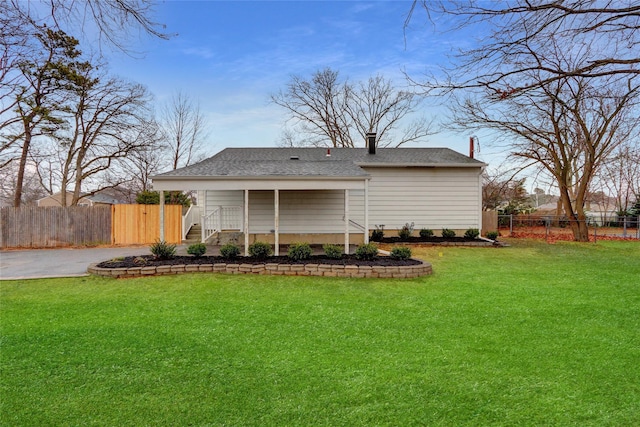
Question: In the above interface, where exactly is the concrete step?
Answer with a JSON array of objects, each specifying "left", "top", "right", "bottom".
[{"left": 184, "top": 224, "right": 202, "bottom": 244}]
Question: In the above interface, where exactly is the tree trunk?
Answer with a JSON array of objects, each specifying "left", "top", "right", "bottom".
[
  {"left": 559, "top": 184, "right": 590, "bottom": 242},
  {"left": 568, "top": 217, "right": 590, "bottom": 242},
  {"left": 13, "top": 129, "right": 32, "bottom": 207}
]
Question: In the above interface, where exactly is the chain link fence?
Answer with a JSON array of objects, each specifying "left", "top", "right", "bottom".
[{"left": 498, "top": 214, "right": 640, "bottom": 241}]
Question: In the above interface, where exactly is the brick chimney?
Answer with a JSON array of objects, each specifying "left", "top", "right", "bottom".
[{"left": 366, "top": 132, "right": 376, "bottom": 155}]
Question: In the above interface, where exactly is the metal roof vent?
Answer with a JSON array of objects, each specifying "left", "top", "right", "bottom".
[{"left": 290, "top": 155, "right": 299, "bottom": 160}]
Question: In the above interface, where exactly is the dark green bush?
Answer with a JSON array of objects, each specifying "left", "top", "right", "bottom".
[
  {"left": 464, "top": 228, "right": 480, "bottom": 239},
  {"left": 419, "top": 228, "right": 434, "bottom": 238},
  {"left": 287, "top": 242, "right": 312, "bottom": 261},
  {"left": 220, "top": 243, "right": 241, "bottom": 259},
  {"left": 248, "top": 241, "right": 273, "bottom": 260},
  {"left": 397, "top": 222, "right": 414, "bottom": 240},
  {"left": 371, "top": 225, "right": 384, "bottom": 242},
  {"left": 355, "top": 243, "right": 378, "bottom": 261},
  {"left": 390, "top": 246, "right": 412, "bottom": 260},
  {"left": 149, "top": 239, "right": 176, "bottom": 260},
  {"left": 441, "top": 228, "right": 456, "bottom": 238},
  {"left": 486, "top": 231, "right": 499, "bottom": 240},
  {"left": 323, "top": 244, "right": 343, "bottom": 259},
  {"left": 136, "top": 190, "right": 191, "bottom": 207},
  {"left": 187, "top": 243, "right": 207, "bottom": 257}
]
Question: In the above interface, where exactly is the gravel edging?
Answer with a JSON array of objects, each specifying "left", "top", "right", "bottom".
[{"left": 88, "top": 258, "right": 432, "bottom": 279}]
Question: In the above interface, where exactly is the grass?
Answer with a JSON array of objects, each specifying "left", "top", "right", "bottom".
[{"left": 1, "top": 239, "right": 639, "bottom": 426}]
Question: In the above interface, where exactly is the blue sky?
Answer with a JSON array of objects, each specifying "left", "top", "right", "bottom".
[{"left": 107, "top": 1, "right": 487, "bottom": 161}]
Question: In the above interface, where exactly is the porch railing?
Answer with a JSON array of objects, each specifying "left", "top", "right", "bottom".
[
  {"left": 343, "top": 216, "right": 367, "bottom": 232},
  {"left": 201, "top": 206, "right": 242, "bottom": 242}
]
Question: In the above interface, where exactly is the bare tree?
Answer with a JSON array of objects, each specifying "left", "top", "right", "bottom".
[
  {"left": 50, "top": 0, "right": 170, "bottom": 52},
  {"left": 273, "top": 69, "right": 352, "bottom": 147},
  {"left": 52, "top": 70, "right": 154, "bottom": 206},
  {"left": 272, "top": 68, "right": 433, "bottom": 148},
  {"left": 596, "top": 142, "right": 640, "bottom": 215},
  {"left": 4, "top": 26, "right": 83, "bottom": 207},
  {"left": 0, "top": 158, "right": 47, "bottom": 206},
  {"left": 406, "top": 0, "right": 640, "bottom": 94},
  {"left": 159, "top": 91, "right": 209, "bottom": 170},
  {"left": 406, "top": 0, "right": 640, "bottom": 241},
  {"left": 482, "top": 168, "right": 530, "bottom": 212},
  {"left": 118, "top": 119, "right": 166, "bottom": 194},
  {"left": 3, "top": 0, "right": 169, "bottom": 55}
]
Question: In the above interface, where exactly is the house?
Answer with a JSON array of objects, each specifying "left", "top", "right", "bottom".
[
  {"left": 151, "top": 135, "right": 486, "bottom": 255},
  {"left": 37, "top": 190, "right": 127, "bottom": 207}
]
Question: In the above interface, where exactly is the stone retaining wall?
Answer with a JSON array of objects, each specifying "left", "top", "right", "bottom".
[{"left": 88, "top": 259, "right": 432, "bottom": 279}]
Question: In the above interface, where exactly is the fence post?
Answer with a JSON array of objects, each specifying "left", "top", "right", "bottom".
[
  {"left": 623, "top": 216, "right": 627, "bottom": 238},
  {"left": 509, "top": 214, "right": 513, "bottom": 237},
  {"left": 545, "top": 218, "right": 549, "bottom": 241},
  {"left": 594, "top": 224, "right": 597, "bottom": 244}
]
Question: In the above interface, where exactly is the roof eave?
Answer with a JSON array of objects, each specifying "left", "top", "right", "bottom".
[
  {"left": 151, "top": 174, "right": 370, "bottom": 181},
  {"left": 358, "top": 162, "right": 487, "bottom": 168}
]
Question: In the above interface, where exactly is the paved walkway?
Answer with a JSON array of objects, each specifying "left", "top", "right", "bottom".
[
  {"left": 0, "top": 245, "right": 211, "bottom": 280},
  {"left": 0, "top": 244, "right": 355, "bottom": 281}
]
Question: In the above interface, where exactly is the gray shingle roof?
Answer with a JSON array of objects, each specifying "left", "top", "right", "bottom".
[{"left": 153, "top": 147, "right": 484, "bottom": 179}]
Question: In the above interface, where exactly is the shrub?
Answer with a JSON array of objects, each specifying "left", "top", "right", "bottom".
[
  {"left": 441, "top": 228, "right": 456, "bottom": 238},
  {"left": 323, "top": 244, "right": 343, "bottom": 259},
  {"left": 390, "top": 246, "right": 412, "bottom": 260},
  {"left": 220, "top": 243, "right": 241, "bottom": 259},
  {"left": 397, "top": 222, "right": 415, "bottom": 240},
  {"left": 464, "top": 228, "right": 480, "bottom": 239},
  {"left": 486, "top": 231, "right": 499, "bottom": 240},
  {"left": 187, "top": 243, "right": 207, "bottom": 257},
  {"left": 136, "top": 190, "right": 191, "bottom": 207},
  {"left": 355, "top": 242, "right": 378, "bottom": 261},
  {"left": 150, "top": 239, "right": 176, "bottom": 260},
  {"left": 287, "top": 242, "right": 312, "bottom": 261},
  {"left": 248, "top": 241, "right": 273, "bottom": 260},
  {"left": 419, "top": 228, "right": 434, "bottom": 238},
  {"left": 370, "top": 225, "right": 385, "bottom": 242}
]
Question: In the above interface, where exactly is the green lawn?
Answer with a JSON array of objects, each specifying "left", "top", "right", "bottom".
[{"left": 1, "top": 239, "right": 639, "bottom": 426}]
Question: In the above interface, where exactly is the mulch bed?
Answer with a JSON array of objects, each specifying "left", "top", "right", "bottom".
[
  {"left": 98, "top": 255, "right": 422, "bottom": 269},
  {"left": 376, "top": 236, "right": 480, "bottom": 244}
]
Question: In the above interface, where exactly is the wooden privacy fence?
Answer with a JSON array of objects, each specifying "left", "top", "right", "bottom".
[
  {"left": 112, "top": 204, "right": 181, "bottom": 245},
  {"left": 482, "top": 210, "right": 498, "bottom": 235},
  {"left": 0, "top": 205, "right": 182, "bottom": 249},
  {"left": 0, "top": 206, "right": 112, "bottom": 248}
]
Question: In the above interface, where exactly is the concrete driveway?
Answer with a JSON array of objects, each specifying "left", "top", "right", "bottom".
[{"left": 0, "top": 246, "right": 156, "bottom": 280}]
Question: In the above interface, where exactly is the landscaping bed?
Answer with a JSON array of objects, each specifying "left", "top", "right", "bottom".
[
  {"left": 376, "top": 236, "right": 497, "bottom": 246},
  {"left": 97, "top": 254, "right": 422, "bottom": 269},
  {"left": 91, "top": 254, "right": 431, "bottom": 279}
]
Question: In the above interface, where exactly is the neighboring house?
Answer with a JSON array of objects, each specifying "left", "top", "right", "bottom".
[
  {"left": 151, "top": 138, "right": 486, "bottom": 255},
  {"left": 37, "top": 190, "right": 126, "bottom": 207}
]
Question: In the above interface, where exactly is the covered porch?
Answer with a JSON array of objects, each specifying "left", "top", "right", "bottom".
[{"left": 153, "top": 177, "right": 371, "bottom": 256}]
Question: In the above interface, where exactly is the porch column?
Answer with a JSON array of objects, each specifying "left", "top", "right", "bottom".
[
  {"left": 344, "top": 189, "right": 350, "bottom": 254},
  {"left": 274, "top": 189, "right": 279, "bottom": 256},
  {"left": 244, "top": 189, "right": 249, "bottom": 256},
  {"left": 201, "top": 190, "right": 207, "bottom": 243},
  {"left": 159, "top": 190, "right": 165, "bottom": 241},
  {"left": 364, "top": 180, "right": 369, "bottom": 244}
]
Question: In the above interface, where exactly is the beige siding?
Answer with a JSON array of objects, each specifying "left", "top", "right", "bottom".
[
  {"left": 203, "top": 166, "right": 482, "bottom": 236},
  {"left": 362, "top": 167, "right": 481, "bottom": 231},
  {"left": 250, "top": 190, "right": 351, "bottom": 234},
  {"left": 206, "top": 189, "right": 364, "bottom": 234},
  {"left": 205, "top": 190, "right": 244, "bottom": 208}
]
